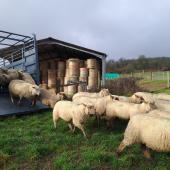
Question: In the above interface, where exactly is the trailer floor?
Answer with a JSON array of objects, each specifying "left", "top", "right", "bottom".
[{"left": 0, "top": 94, "right": 49, "bottom": 117}]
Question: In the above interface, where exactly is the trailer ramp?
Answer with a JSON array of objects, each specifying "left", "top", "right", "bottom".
[{"left": 0, "top": 94, "right": 49, "bottom": 117}]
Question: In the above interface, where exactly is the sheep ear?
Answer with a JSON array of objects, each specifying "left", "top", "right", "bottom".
[
  {"left": 136, "top": 95, "right": 145, "bottom": 102},
  {"left": 134, "top": 94, "right": 140, "bottom": 98}
]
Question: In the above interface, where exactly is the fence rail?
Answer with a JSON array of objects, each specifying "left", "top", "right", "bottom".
[{"left": 121, "top": 71, "right": 170, "bottom": 88}]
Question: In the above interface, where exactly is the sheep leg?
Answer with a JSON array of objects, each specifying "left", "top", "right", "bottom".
[
  {"left": 115, "top": 141, "right": 128, "bottom": 157},
  {"left": 32, "top": 99, "right": 36, "bottom": 106},
  {"left": 72, "top": 124, "right": 76, "bottom": 133},
  {"left": 73, "top": 120, "right": 87, "bottom": 138},
  {"left": 53, "top": 113, "right": 59, "bottom": 128},
  {"left": 68, "top": 123, "right": 74, "bottom": 132},
  {"left": 79, "top": 125, "right": 87, "bottom": 138},
  {"left": 17, "top": 96, "right": 22, "bottom": 105},
  {"left": 10, "top": 95, "right": 14, "bottom": 104},
  {"left": 141, "top": 144, "right": 152, "bottom": 160}
]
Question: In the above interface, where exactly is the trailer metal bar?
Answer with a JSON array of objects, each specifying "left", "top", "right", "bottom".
[
  {"left": 0, "top": 30, "right": 31, "bottom": 49},
  {"left": 0, "top": 30, "right": 31, "bottom": 39},
  {"left": 0, "top": 30, "right": 40, "bottom": 84}
]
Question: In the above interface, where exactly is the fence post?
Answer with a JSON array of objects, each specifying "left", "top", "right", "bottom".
[
  {"left": 151, "top": 72, "right": 153, "bottom": 80},
  {"left": 167, "top": 71, "right": 170, "bottom": 88},
  {"left": 142, "top": 70, "right": 144, "bottom": 79}
]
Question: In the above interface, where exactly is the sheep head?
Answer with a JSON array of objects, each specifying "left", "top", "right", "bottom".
[
  {"left": 130, "top": 94, "right": 146, "bottom": 104},
  {"left": 30, "top": 85, "right": 40, "bottom": 96},
  {"left": 57, "top": 92, "right": 67, "bottom": 100},
  {"left": 99, "top": 88, "right": 110, "bottom": 97}
]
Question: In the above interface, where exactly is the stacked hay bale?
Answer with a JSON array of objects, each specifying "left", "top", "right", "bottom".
[
  {"left": 40, "top": 61, "right": 48, "bottom": 89},
  {"left": 87, "top": 59, "right": 99, "bottom": 91},
  {"left": 56, "top": 61, "right": 65, "bottom": 92},
  {"left": 48, "top": 69, "right": 57, "bottom": 93},
  {"left": 47, "top": 59, "right": 57, "bottom": 94},
  {"left": 79, "top": 67, "right": 88, "bottom": 92},
  {"left": 67, "top": 58, "right": 80, "bottom": 97},
  {"left": 39, "top": 57, "right": 100, "bottom": 96}
]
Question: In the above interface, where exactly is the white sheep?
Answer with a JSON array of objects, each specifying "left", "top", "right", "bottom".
[
  {"left": 73, "top": 95, "right": 113, "bottom": 126},
  {"left": 73, "top": 95, "right": 113, "bottom": 116},
  {"left": 131, "top": 92, "right": 170, "bottom": 112},
  {"left": 105, "top": 100, "right": 156, "bottom": 121},
  {"left": 9, "top": 80, "right": 40, "bottom": 106},
  {"left": 38, "top": 88, "right": 65, "bottom": 108},
  {"left": 111, "top": 95, "right": 142, "bottom": 104},
  {"left": 72, "top": 88, "right": 110, "bottom": 100},
  {"left": 0, "top": 69, "right": 22, "bottom": 85},
  {"left": 130, "top": 92, "right": 154, "bottom": 103},
  {"left": 7, "top": 69, "right": 22, "bottom": 81},
  {"left": 116, "top": 114, "right": 170, "bottom": 159},
  {"left": 21, "top": 72, "right": 36, "bottom": 85},
  {"left": 53, "top": 101, "right": 96, "bottom": 138},
  {"left": 148, "top": 109, "right": 170, "bottom": 119},
  {"left": 0, "top": 74, "right": 9, "bottom": 86},
  {"left": 155, "top": 93, "right": 170, "bottom": 101}
]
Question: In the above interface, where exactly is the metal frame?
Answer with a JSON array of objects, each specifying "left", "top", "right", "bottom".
[
  {"left": 0, "top": 30, "right": 31, "bottom": 48},
  {"left": 0, "top": 30, "right": 40, "bottom": 84}
]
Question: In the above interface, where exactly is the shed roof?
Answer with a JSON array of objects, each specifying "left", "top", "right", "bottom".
[{"left": 37, "top": 37, "right": 107, "bottom": 58}]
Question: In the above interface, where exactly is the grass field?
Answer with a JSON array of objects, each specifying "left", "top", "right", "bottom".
[
  {"left": 1, "top": 80, "right": 170, "bottom": 170},
  {"left": 138, "top": 79, "right": 170, "bottom": 93},
  {"left": 0, "top": 111, "right": 170, "bottom": 170}
]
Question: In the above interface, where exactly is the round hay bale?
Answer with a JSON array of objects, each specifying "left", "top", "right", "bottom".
[
  {"left": 48, "top": 70, "right": 56, "bottom": 88},
  {"left": 87, "top": 59, "right": 97, "bottom": 69},
  {"left": 68, "top": 58, "right": 80, "bottom": 77},
  {"left": 89, "top": 69, "right": 98, "bottom": 77},
  {"left": 80, "top": 68, "right": 88, "bottom": 77}
]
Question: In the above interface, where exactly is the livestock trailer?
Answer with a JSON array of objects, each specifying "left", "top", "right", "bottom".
[{"left": 0, "top": 31, "right": 46, "bottom": 116}]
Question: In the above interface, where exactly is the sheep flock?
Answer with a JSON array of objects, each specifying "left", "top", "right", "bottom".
[{"left": 1, "top": 68, "right": 170, "bottom": 161}]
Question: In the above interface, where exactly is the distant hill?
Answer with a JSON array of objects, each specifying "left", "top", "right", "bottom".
[{"left": 106, "top": 55, "right": 170, "bottom": 73}]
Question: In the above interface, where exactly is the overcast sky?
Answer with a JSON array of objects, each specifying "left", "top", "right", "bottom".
[{"left": 1, "top": 0, "right": 170, "bottom": 60}]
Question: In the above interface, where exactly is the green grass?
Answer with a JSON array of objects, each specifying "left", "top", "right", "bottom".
[
  {"left": 138, "top": 79, "right": 170, "bottom": 95},
  {"left": 0, "top": 111, "right": 170, "bottom": 170}
]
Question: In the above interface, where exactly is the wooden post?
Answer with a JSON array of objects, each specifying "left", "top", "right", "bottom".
[{"left": 167, "top": 71, "right": 170, "bottom": 88}]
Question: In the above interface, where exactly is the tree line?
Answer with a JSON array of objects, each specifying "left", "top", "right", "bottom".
[{"left": 106, "top": 55, "right": 170, "bottom": 73}]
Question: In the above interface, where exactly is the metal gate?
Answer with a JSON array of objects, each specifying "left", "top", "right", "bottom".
[{"left": 0, "top": 30, "right": 40, "bottom": 84}]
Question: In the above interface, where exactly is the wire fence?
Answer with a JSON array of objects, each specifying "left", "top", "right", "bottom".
[{"left": 121, "top": 71, "right": 170, "bottom": 88}]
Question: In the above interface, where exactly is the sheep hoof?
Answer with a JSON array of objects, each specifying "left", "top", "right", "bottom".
[
  {"left": 86, "top": 134, "right": 91, "bottom": 140},
  {"left": 145, "top": 156, "right": 155, "bottom": 163},
  {"left": 115, "top": 151, "right": 121, "bottom": 159}
]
